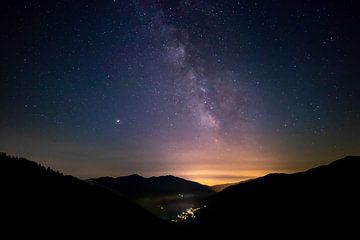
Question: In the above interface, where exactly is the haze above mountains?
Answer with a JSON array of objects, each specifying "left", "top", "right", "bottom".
[{"left": 89, "top": 173, "right": 214, "bottom": 219}]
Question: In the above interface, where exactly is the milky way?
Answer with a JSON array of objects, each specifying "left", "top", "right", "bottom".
[{"left": 141, "top": 4, "right": 256, "bottom": 146}]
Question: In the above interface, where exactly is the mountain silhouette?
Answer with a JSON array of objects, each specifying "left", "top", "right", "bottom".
[
  {"left": 89, "top": 174, "right": 214, "bottom": 198},
  {"left": 0, "top": 153, "right": 170, "bottom": 237},
  {"left": 89, "top": 174, "right": 214, "bottom": 219},
  {"left": 210, "top": 182, "right": 239, "bottom": 192},
  {"left": 194, "top": 156, "right": 360, "bottom": 236},
  {"left": 2, "top": 152, "right": 359, "bottom": 237}
]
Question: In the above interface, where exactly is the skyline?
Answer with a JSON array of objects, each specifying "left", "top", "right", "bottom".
[{"left": 1, "top": 0, "right": 359, "bottom": 185}]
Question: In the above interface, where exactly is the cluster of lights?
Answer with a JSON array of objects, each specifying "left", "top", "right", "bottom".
[{"left": 172, "top": 207, "right": 201, "bottom": 222}]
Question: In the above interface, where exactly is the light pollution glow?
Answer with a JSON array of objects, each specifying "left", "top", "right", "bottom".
[{"left": 1, "top": 1, "right": 359, "bottom": 186}]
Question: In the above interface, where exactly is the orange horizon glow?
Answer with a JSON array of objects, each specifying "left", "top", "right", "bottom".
[
  {"left": 173, "top": 167, "right": 297, "bottom": 186},
  {"left": 1, "top": 132, "right": 350, "bottom": 186}
]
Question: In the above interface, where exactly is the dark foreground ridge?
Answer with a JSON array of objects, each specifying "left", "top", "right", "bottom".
[
  {"left": 0, "top": 152, "right": 172, "bottom": 237},
  {"left": 194, "top": 156, "right": 360, "bottom": 235},
  {"left": 1, "top": 152, "right": 359, "bottom": 237}
]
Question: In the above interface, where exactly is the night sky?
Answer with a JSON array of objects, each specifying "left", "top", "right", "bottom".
[{"left": 1, "top": 0, "right": 359, "bottom": 185}]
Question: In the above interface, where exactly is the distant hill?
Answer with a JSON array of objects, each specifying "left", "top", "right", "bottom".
[
  {"left": 195, "top": 156, "right": 360, "bottom": 235},
  {"left": 89, "top": 174, "right": 214, "bottom": 219},
  {"left": 0, "top": 153, "right": 170, "bottom": 236},
  {"left": 89, "top": 174, "right": 214, "bottom": 198},
  {"left": 210, "top": 182, "right": 240, "bottom": 192}
]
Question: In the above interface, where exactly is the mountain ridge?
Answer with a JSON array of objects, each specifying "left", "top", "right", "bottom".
[
  {"left": 1, "top": 152, "right": 359, "bottom": 236},
  {"left": 194, "top": 155, "right": 360, "bottom": 235},
  {"left": 89, "top": 171, "right": 215, "bottom": 219},
  {"left": 89, "top": 173, "right": 214, "bottom": 198},
  {"left": 0, "top": 152, "right": 170, "bottom": 236}
]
